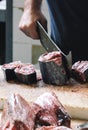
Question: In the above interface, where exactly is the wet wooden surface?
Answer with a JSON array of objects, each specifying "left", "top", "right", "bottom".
[{"left": 0, "top": 66, "right": 88, "bottom": 129}]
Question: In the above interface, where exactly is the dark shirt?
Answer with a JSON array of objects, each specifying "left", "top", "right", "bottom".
[{"left": 46, "top": 0, "right": 88, "bottom": 63}]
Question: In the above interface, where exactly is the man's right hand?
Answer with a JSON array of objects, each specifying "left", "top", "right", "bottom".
[{"left": 19, "top": 0, "right": 47, "bottom": 39}]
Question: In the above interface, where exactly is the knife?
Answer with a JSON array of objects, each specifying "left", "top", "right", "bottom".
[
  {"left": 77, "top": 122, "right": 88, "bottom": 130},
  {"left": 37, "top": 21, "right": 67, "bottom": 57}
]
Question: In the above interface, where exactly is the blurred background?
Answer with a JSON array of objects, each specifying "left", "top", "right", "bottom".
[{"left": 0, "top": 0, "right": 50, "bottom": 65}]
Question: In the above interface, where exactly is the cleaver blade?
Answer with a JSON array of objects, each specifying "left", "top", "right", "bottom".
[{"left": 37, "top": 21, "right": 67, "bottom": 57}]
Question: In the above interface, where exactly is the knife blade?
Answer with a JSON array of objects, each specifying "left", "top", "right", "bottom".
[
  {"left": 37, "top": 21, "right": 67, "bottom": 57},
  {"left": 77, "top": 122, "right": 88, "bottom": 130}
]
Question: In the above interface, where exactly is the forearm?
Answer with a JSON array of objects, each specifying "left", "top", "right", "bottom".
[{"left": 24, "top": 0, "right": 43, "bottom": 12}]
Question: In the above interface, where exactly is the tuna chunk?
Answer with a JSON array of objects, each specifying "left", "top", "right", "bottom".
[
  {"left": 71, "top": 61, "right": 88, "bottom": 83},
  {"left": 0, "top": 94, "right": 41, "bottom": 130},
  {"left": 35, "top": 92, "right": 71, "bottom": 128},
  {"left": 38, "top": 51, "right": 70, "bottom": 86}
]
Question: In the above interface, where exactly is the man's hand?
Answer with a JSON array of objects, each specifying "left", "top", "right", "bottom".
[{"left": 19, "top": 0, "right": 47, "bottom": 39}]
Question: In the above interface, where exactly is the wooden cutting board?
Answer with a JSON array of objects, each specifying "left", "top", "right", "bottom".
[{"left": 0, "top": 67, "right": 88, "bottom": 121}]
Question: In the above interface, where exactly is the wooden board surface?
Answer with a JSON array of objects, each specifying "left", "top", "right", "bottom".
[{"left": 0, "top": 67, "right": 88, "bottom": 121}]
